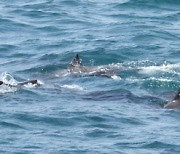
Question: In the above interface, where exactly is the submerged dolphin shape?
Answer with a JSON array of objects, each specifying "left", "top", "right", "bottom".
[
  {"left": 68, "top": 54, "right": 121, "bottom": 78},
  {"left": 0, "top": 80, "right": 40, "bottom": 87},
  {"left": 164, "top": 88, "right": 180, "bottom": 110}
]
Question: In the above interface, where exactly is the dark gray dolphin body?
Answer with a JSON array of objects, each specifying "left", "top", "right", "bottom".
[
  {"left": 68, "top": 54, "right": 121, "bottom": 78},
  {"left": 164, "top": 89, "right": 180, "bottom": 110},
  {"left": 0, "top": 80, "right": 40, "bottom": 87}
]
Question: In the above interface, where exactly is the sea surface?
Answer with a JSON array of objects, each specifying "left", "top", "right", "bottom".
[{"left": 0, "top": 0, "right": 180, "bottom": 153}]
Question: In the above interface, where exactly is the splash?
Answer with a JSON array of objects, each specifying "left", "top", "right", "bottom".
[
  {"left": 0, "top": 72, "right": 17, "bottom": 93},
  {"left": 1, "top": 72, "right": 17, "bottom": 85}
]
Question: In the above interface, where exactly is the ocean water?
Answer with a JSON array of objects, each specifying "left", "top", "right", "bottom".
[{"left": 0, "top": 0, "right": 180, "bottom": 153}]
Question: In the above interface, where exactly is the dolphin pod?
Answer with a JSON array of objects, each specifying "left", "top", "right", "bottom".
[
  {"left": 0, "top": 54, "right": 179, "bottom": 110},
  {"left": 69, "top": 54, "right": 180, "bottom": 110}
]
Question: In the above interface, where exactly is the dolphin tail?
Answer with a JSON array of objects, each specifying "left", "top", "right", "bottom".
[{"left": 69, "top": 54, "right": 81, "bottom": 67}]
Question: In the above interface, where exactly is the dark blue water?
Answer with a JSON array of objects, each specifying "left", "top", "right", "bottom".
[{"left": 0, "top": 0, "right": 180, "bottom": 153}]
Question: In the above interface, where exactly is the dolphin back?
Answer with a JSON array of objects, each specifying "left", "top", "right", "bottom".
[
  {"left": 18, "top": 80, "right": 39, "bottom": 86},
  {"left": 164, "top": 88, "right": 180, "bottom": 109},
  {"left": 173, "top": 88, "right": 180, "bottom": 100}
]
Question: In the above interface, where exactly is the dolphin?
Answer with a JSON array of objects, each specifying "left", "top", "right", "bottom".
[
  {"left": 68, "top": 54, "right": 121, "bottom": 78},
  {"left": 0, "top": 79, "right": 40, "bottom": 87},
  {"left": 164, "top": 88, "right": 180, "bottom": 110}
]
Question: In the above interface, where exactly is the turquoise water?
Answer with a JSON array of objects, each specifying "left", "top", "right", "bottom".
[{"left": 0, "top": 0, "right": 180, "bottom": 153}]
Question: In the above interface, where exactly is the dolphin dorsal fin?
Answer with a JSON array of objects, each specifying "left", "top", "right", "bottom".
[
  {"left": 173, "top": 88, "right": 180, "bottom": 100},
  {"left": 69, "top": 54, "right": 81, "bottom": 67}
]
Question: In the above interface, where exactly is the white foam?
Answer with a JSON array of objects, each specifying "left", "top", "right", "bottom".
[
  {"left": 125, "top": 77, "right": 144, "bottom": 83},
  {"left": 61, "top": 84, "right": 84, "bottom": 91},
  {"left": 139, "top": 63, "right": 180, "bottom": 75},
  {"left": 148, "top": 77, "right": 178, "bottom": 83},
  {"left": 37, "top": 80, "right": 44, "bottom": 85},
  {"left": 24, "top": 83, "right": 36, "bottom": 88},
  {"left": 0, "top": 86, "right": 17, "bottom": 94},
  {"left": 53, "top": 69, "right": 70, "bottom": 77},
  {"left": 111, "top": 75, "right": 121, "bottom": 80}
]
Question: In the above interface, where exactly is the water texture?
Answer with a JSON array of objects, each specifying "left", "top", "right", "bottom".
[{"left": 0, "top": 0, "right": 180, "bottom": 153}]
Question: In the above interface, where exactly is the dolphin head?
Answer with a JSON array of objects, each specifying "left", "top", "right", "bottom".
[{"left": 0, "top": 81, "right": 3, "bottom": 85}]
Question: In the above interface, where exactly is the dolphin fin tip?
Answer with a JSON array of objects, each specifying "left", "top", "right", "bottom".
[{"left": 70, "top": 53, "right": 81, "bottom": 67}]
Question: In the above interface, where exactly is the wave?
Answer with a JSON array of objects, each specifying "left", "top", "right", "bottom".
[
  {"left": 116, "top": 0, "right": 180, "bottom": 7},
  {"left": 142, "top": 141, "right": 180, "bottom": 149},
  {"left": 0, "top": 121, "right": 25, "bottom": 129},
  {"left": 0, "top": 18, "right": 35, "bottom": 32},
  {"left": 13, "top": 113, "right": 77, "bottom": 127},
  {"left": 0, "top": 44, "right": 17, "bottom": 53},
  {"left": 82, "top": 88, "right": 164, "bottom": 107}
]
